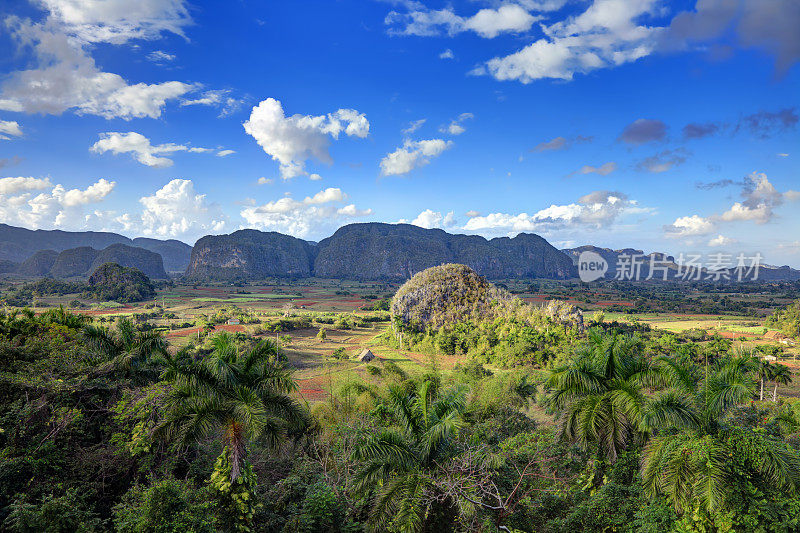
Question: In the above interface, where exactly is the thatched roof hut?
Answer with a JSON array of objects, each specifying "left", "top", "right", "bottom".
[{"left": 357, "top": 349, "right": 376, "bottom": 362}]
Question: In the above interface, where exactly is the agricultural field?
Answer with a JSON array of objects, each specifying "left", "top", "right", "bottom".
[{"left": 4, "top": 277, "right": 798, "bottom": 402}]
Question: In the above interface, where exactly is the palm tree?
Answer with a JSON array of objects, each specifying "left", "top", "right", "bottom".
[
  {"left": 772, "top": 364, "right": 793, "bottom": 402},
  {"left": 353, "top": 379, "right": 466, "bottom": 532},
  {"left": 544, "top": 330, "right": 660, "bottom": 462},
  {"left": 755, "top": 358, "right": 776, "bottom": 401},
  {"left": 83, "top": 316, "right": 168, "bottom": 381},
  {"left": 640, "top": 353, "right": 800, "bottom": 521},
  {"left": 157, "top": 332, "right": 307, "bottom": 481}
]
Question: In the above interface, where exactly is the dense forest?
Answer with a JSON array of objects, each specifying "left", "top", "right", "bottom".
[{"left": 1, "top": 271, "right": 800, "bottom": 531}]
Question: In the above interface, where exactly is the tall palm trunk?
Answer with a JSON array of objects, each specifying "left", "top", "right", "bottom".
[
  {"left": 226, "top": 421, "right": 245, "bottom": 481},
  {"left": 774, "top": 382, "right": 778, "bottom": 402},
  {"left": 760, "top": 377, "right": 764, "bottom": 401}
]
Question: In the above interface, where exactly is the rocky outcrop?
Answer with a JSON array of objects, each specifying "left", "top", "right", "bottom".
[
  {"left": 90, "top": 244, "right": 167, "bottom": 279},
  {"left": 14, "top": 244, "right": 167, "bottom": 279},
  {"left": 184, "top": 230, "right": 316, "bottom": 280},
  {"left": 313, "top": 223, "right": 576, "bottom": 280},
  {"left": 86, "top": 263, "right": 156, "bottom": 302}
]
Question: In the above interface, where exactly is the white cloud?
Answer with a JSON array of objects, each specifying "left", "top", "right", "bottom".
[
  {"left": 380, "top": 138, "right": 453, "bottom": 176},
  {"left": 90, "top": 131, "right": 216, "bottom": 167},
  {"left": 243, "top": 98, "right": 370, "bottom": 180},
  {"left": 664, "top": 214, "right": 715, "bottom": 238},
  {"left": 407, "top": 209, "right": 456, "bottom": 229},
  {"left": 240, "top": 187, "right": 371, "bottom": 238},
  {"left": 463, "top": 190, "right": 648, "bottom": 234},
  {"left": 139, "top": 179, "right": 226, "bottom": 240},
  {"left": 0, "top": 176, "right": 52, "bottom": 195},
  {"left": 719, "top": 171, "right": 798, "bottom": 224},
  {"left": 180, "top": 89, "right": 243, "bottom": 116},
  {"left": 440, "top": 112, "right": 474, "bottom": 135},
  {"left": 0, "top": 120, "right": 23, "bottom": 140},
  {"left": 217, "top": 149, "right": 235, "bottom": 157},
  {"left": 439, "top": 49, "right": 454, "bottom": 59},
  {"left": 386, "top": 3, "right": 539, "bottom": 39},
  {"left": 257, "top": 177, "right": 273, "bottom": 185},
  {"left": 147, "top": 50, "right": 176, "bottom": 63},
  {"left": 577, "top": 161, "right": 616, "bottom": 175},
  {"left": 38, "top": 0, "right": 191, "bottom": 44},
  {"left": 0, "top": 177, "right": 115, "bottom": 230},
  {"left": 0, "top": 16, "right": 194, "bottom": 119},
  {"left": 0, "top": 2, "right": 231, "bottom": 120},
  {"left": 666, "top": 172, "right": 799, "bottom": 239},
  {"left": 477, "top": 0, "right": 660, "bottom": 83},
  {"left": 309, "top": 173, "right": 323, "bottom": 181},
  {"left": 402, "top": 119, "right": 426, "bottom": 135},
  {"left": 304, "top": 187, "right": 346, "bottom": 204},
  {"left": 708, "top": 234, "right": 736, "bottom": 247}
]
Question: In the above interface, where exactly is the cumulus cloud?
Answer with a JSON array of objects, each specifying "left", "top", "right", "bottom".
[
  {"left": 0, "top": 176, "right": 52, "bottom": 195},
  {"left": 402, "top": 209, "right": 457, "bottom": 229},
  {"left": 139, "top": 179, "right": 226, "bottom": 240},
  {"left": 708, "top": 234, "right": 737, "bottom": 247},
  {"left": 463, "top": 190, "right": 649, "bottom": 235},
  {"left": 243, "top": 98, "right": 369, "bottom": 180},
  {"left": 664, "top": 215, "right": 715, "bottom": 238},
  {"left": 240, "top": 187, "right": 371, "bottom": 238},
  {"left": 636, "top": 148, "right": 688, "bottom": 173},
  {"left": 90, "top": 132, "right": 220, "bottom": 167},
  {"left": 379, "top": 138, "right": 453, "bottom": 176},
  {"left": 0, "top": 177, "right": 115, "bottom": 230},
  {"left": 440, "top": 112, "right": 473, "bottom": 135},
  {"left": 0, "top": 11, "right": 196, "bottom": 120},
  {"left": 717, "top": 172, "right": 797, "bottom": 224},
  {"left": 217, "top": 149, "right": 235, "bottom": 157},
  {"left": 619, "top": 118, "right": 667, "bottom": 145},
  {"left": 667, "top": 172, "right": 800, "bottom": 238},
  {"left": 439, "top": 49, "right": 454, "bottom": 59},
  {"left": 532, "top": 134, "right": 592, "bottom": 152},
  {"left": 38, "top": 0, "right": 191, "bottom": 44},
  {"left": 576, "top": 161, "right": 616, "bottom": 176},
  {"left": 386, "top": 3, "right": 538, "bottom": 38},
  {"left": 476, "top": 0, "right": 660, "bottom": 83},
  {"left": 0, "top": 120, "right": 23, "bottom": 140}
]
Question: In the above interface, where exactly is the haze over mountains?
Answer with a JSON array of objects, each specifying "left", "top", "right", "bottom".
[{"left": 1, "top": 222, "right": 798, "bottom": 282}]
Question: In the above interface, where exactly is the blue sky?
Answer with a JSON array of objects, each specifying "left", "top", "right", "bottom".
[{"left": 0, "top": 0, "right": 798, "bottom": 266}]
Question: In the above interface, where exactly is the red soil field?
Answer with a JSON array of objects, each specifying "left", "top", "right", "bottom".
[{"left": 166, "top": 323, "right": 245, "bottom": 337}]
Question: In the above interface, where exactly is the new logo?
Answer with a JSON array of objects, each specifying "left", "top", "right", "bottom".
[{"left": 578, "top": 251, "right": 608, "bottom": 282}]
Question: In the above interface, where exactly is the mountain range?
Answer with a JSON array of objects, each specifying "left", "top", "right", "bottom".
[
  {"left": 185, "top": 223, "right": 576, "bottom": 281},
  {"left": 561, "top": 245, "right": 800, "bottom": 282},
  {"left": 1, "top": 223, "right": 798, "bottom": 282},
  {"left": 0, "top": 224, "right": 191, "bottom": 272}
]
